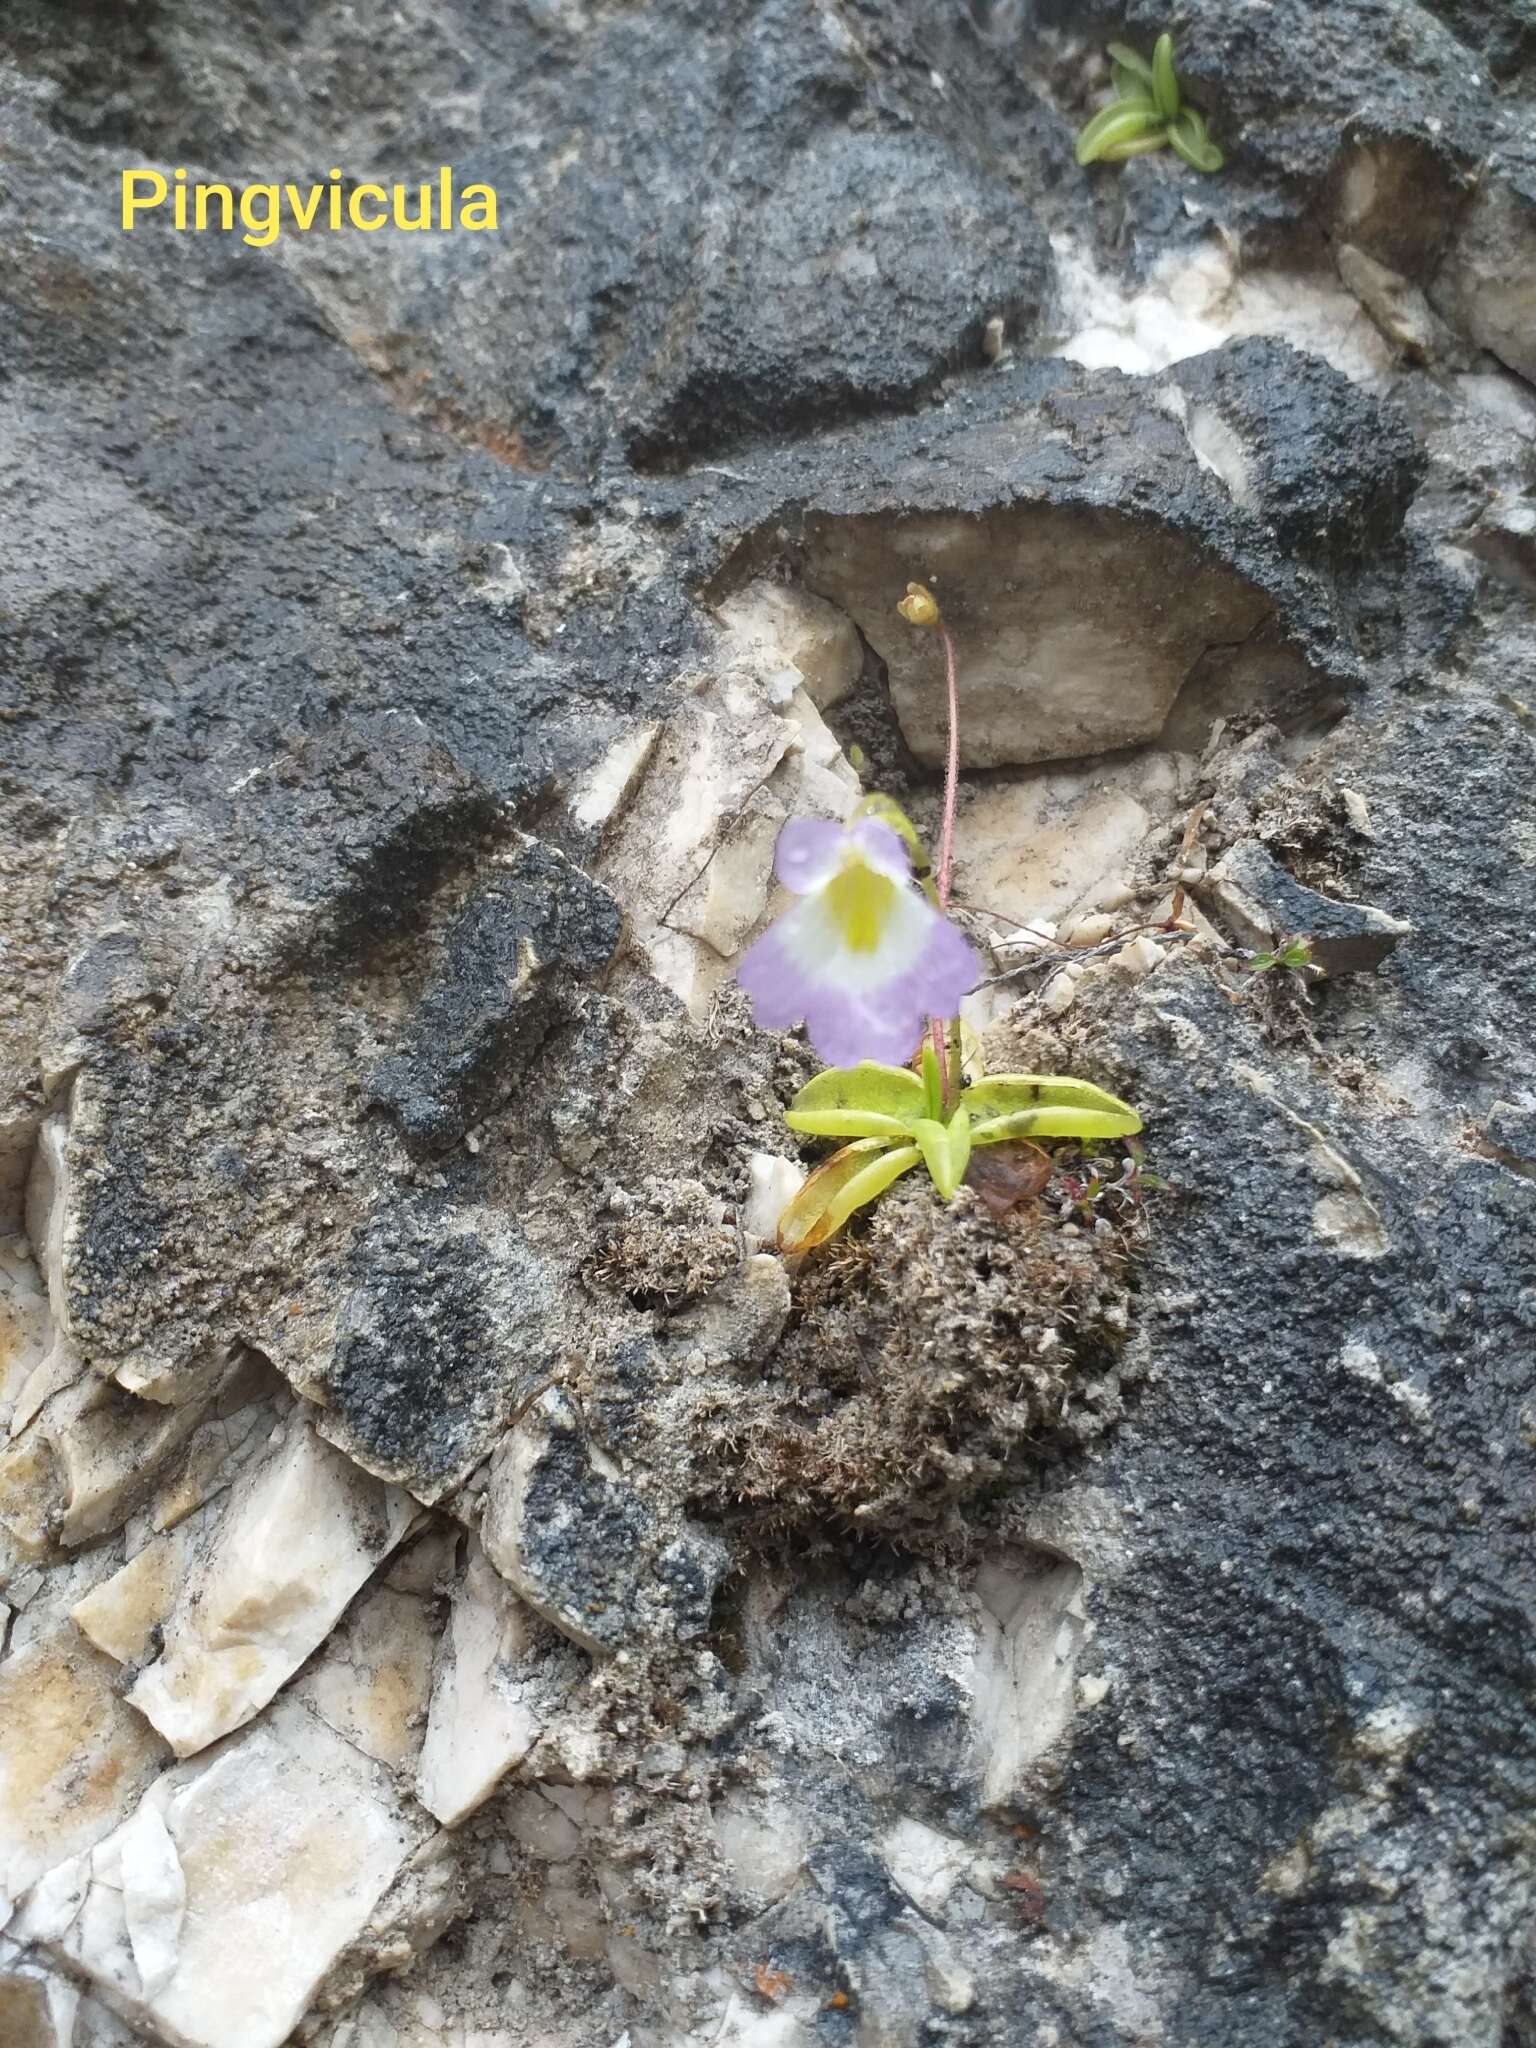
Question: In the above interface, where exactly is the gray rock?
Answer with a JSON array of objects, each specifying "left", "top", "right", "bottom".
[
  {"left": 625, "top": 131, "right": 1052, "bottom": 464},
  {"left": 369, "top": 839, "right": 621, "bottom": 1155},
  {"left": 5, "top": 0, "right": 1536, "bottom": 2042},
  {"left": 1204, "top": 839, "right": 1412, "bottom": 975},
  {"left": 704, "top": 359, "right": 1363, "bottom": 769},
  {"left": 1430, "top": 145, "right": 1536, "bottom": 385},
  {"left": 481, "top": 1389, "right": 728, "bottom": 1656},
  {"left": 1462, "top": 495, "right": 1536, "bottom": 596},
  {"left": 1487, "top": 1100, "right": 1536, "bottom": 1170},
  {"left": 1166, "top": 336, "right": 1425, "bottom": 561}
]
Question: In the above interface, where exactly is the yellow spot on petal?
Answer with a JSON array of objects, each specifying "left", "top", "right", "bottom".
[{"left": 823, "top": 859, "right": 896, "bottom": 953}]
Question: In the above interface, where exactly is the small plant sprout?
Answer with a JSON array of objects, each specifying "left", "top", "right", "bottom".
[
  {"left": 774, "top": 1045, "right": 1142, "bottom": 1252},
  {"left": 1249, "top": 935, "right": 1315, "bottom": 974},
  {"left": 738, "top": 580, "right": 1144, "bottom": 1251},
  {"left": 1075, "top": 32, "right": 1224, "bottom": 174}
]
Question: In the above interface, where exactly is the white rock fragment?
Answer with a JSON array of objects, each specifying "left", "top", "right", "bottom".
[
  {"left": 569, "top": 722, "right": 662, "bottom": 834},
  {"left": 597, "top": 595, "right": 861, "bottom": 1016},
  {"left": 970, "top": 1553, "right": 1086, "bottom": 1809},
  {"left": 0, "top": 1625, "right": 168, "bottom": 1921},
  {"left": 293, "top": 1539, "right": 446, "bottom": 1772},
  {"left": 740, "top": 1154, "right": 805, "bottom": 1244},
  {"left": 14, "top": 1699, "right": 432, "bottom": 2048},
  {"left": 0, "top": 1231, "right": 50, "bottom": 1442},
  {"left": 1335, "top": 243, "right": 1449, "bottom": 362},
  {"left": 951, "top": 753, "right": 1187, "bottom": 940},
  {"left": 1052, "top": 234, "right": 1396, "bottom": 385},
  {"left": 3, "top": 1118, "right": 75, "bottom": 1439},
  {"left": 1041, "top": 970, "right": 1079, "bottom": 1017},
  {"left": 125, "top": 1417, "right": 418, "bottom": 1757},
  {"left": 712, "top": 1995, "right": 816, "bottom": 2048},
  {"left": 118, "top": 1801, "right": 185, "bottom": 1999},
  {"left": 1112, "top": 934, "right": 1164, "bottom": 980},
  {"left": 713, "top": 1791, "right": 807, "bottom": 1904},
  {"left": 417, "top": 1539, "right": 582, "bottom": 1826},
  {"left": 880, "top": 1816, "right": 972, "bottom": 1915},
  {"left": 712, "top": 580, "right": 862, "bottom": 713}
]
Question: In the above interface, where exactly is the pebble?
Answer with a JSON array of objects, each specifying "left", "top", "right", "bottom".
[
  {"left": 1065, "top": 912, "right": 1114, "bottom": 947},
  {"left": 1114, "top": 935, "right": 1164, "bottom": 980},
  {"left": 1042, "top": 969, "right": 1079, "bottom": 1015}
]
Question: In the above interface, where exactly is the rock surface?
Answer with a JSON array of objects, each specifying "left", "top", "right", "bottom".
[{"left": 2, "top": 1, "right": 1536, "bottom": 2045}]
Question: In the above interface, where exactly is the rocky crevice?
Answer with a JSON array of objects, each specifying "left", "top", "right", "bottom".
[{"left": 2, "top": 2, "right": 1535, "bottom": 2045}]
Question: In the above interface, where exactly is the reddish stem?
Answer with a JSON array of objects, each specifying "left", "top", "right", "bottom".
[
  {"left": 928, "top": 619, "right": 963, "bottom": 1114},
  {"left": 936, "top": 622, "right": 961, "bottom": 911}
]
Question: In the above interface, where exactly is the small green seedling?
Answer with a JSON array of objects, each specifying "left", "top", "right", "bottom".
[
  {"left": 1076, "top": 32, "right": 1224, "bottom": 173},
  {"left": 776, "top": 1045, "right": 1142, "bottom": 1252},
  {"left": 1250, "top": 936, "right": 1314, "bottom": 974}
]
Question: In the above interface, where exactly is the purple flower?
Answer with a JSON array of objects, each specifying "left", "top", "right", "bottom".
[{"left": 737, "top": 818, "right": 978, "bottom": 1067}]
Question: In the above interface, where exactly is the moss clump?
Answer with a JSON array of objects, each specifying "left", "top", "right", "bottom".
[
  {"left": 689, "top": 1174, "right": 1142, "bottom": 1549},
  {"left": 584, "top": 1174, "right": 738, "bottom": 1311}
]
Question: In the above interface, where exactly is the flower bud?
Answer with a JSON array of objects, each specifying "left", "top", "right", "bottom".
[{"left": 897, "top": 581, "right": 940, "bottom": 629}]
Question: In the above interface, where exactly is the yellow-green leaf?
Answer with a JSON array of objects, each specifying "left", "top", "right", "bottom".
[
  {"left": 1167, "top": 105, "right": 1223, "bottom": 172},
  {"left": 1106, "top": 40, "right": 1156, "bottom": 86},
  {"left": 912, "top": 1105, "right": 972, "bottom": 1201},
  {"left": 972, "top": 1107, "right": 1142, "bottom": 1145},
  {"left": 776, "top": 1140, "right": 923, "bottom": 1253},
  {"left": 1100, "top": 131, "right": 1173, "bottom": 161},
  {"left": 1109, "top": 69, "right": 1157, "bottom": 105},
  {"left": 785, "top": 1061, "right": 926, "bottom": 1139},
  {"left": 1075, "top": 99, "right": 1164, "bottom": 166},
  {"left": 920, "top": 1039, "right": 944, "bottom": 1121},
  {"left": 963, "top": 1074, "right": 1141, "bottom": 1125},
  {"left": 1151, "top": 31, "right": 1180, "bottom": 121}
]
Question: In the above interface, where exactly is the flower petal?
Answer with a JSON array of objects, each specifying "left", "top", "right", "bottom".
[
  {"left": 774, "top": 817, "right": 847, "bottom": 894},
  {"left": 847, "top": 818, "right": 911, "bottom": 883},
  {"left": 739, "top": 881, "right": 980, "bottom": 1068}
]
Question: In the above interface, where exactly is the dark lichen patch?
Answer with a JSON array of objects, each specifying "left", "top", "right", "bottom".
[
  {"left": 688, "top": 1175, "right": 1142, "bottom": 1551},
  {"left": 327, "top": 1206, "right": 556, "bottom": 1500},
  {"left": 368, "top": 841, "right": 622, "bottom": 1155}
]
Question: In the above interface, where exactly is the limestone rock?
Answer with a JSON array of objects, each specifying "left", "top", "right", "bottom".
[
  {"left": 122, "top": 1417, "right": 418, "bottom": 1757},
  {"left": 595, "top": 611, "right": 859, "bottom": 1012},
  {"left": 1204, "top": 841, "right": 1412, "bottom": 976},
  {"left": 1335, "top": 243, "right": 1456, "bottom": 364},
  {"left": 13, "top": 1699, "right": 433, "bottom": 2048},
  {"left": 291, "top": 1535, "right": 448, "bottom": 1773},
  {"left": 368, "top": 840, "right": 622, "bottom": 1157},
  {"left": 0, "top": 1626, "right": 169, "bottom": 1922},
  {"left": 711, "top": 582, "right": 862, "bottom": 715},
  {"left": 481, "top": 1389, "right": 727, "bottom": 1657},
  {"left": 1430, "top": 148, "right": 1536, "bottom": 386},
  {"left": 1487, "top": 1100, "right": 1536, "bottom": 1171},
  {"left": 1164, "top": 337, "right": 1424, "bottom": 560},
  {"left": 624, "top": 132, "right": 1052, "bottom": 463},
  {"left": 949, "top": 751, "right": 1190, "bottom": 944},
  {"left": 3, "top": 0, "right": 1536, "bottom": 2042},
  {"left": 416, "top": 1539, "right": 586, "bottom": 1826},
  {"left": 704, "top": 361, "right": 1356, "bottom": 770}
]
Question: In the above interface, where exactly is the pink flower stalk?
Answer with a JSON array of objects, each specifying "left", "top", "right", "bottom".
[{"left": 737, "top": 817, "right": 977, "bottom": 1068}]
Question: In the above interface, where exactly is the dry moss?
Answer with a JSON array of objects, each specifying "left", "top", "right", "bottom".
[
  {"left": 689, "top": 1173, "right": 1142, "bottom": 1548},
  {"left": 584, "top": 1174, "right": 738, "bottom": 1310}
]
